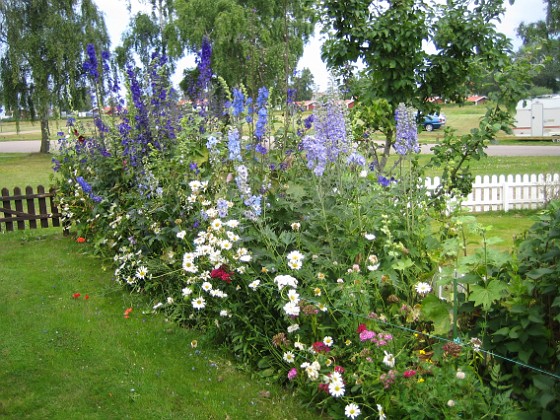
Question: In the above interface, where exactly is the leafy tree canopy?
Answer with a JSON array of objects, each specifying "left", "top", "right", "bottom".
[
  {"left": 320, "top": 0, "right": 513, "bottom": 113},
  {"left": 172, "top": 0, "right": 316, "bottom": 98},
  {"left": 517, "top": 0, "right": 560, "bottom": 93},
  {"left": 0, "top": 0, "right": 109, "bottom": 152}
]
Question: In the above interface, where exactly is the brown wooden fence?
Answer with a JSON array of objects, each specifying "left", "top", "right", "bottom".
[{"left": 0, "top": 186, "right": 62, "bottom": 232}]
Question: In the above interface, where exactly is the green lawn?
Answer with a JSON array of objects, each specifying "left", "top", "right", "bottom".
[{"left": 0, "top": 228, "right": 320, "bottom": 419}]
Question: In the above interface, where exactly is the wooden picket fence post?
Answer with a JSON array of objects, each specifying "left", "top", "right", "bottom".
[{"left": 0, "top": 186, "right": 63, "bottom": 232}]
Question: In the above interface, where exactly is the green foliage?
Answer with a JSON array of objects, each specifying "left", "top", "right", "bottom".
[
  {"left": 173, "top": 0, "right": 316, "bottom": 97},
  {"left": 0, "top": 0, "right": 109, "bottom": 152}
]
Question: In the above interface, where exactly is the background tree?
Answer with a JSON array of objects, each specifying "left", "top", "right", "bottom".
[
  {"left": 291, "top": 67, "right": 315, "bottom": 101},
  {"left": 517, "top": 0, "right": 560, "bottom": 93},
  {"left": 319, "top": 0, "right": 519, "bottom": 173},
  {"left": 0, "top": 0, "right": 108, "bottom": 153},
  {"left": 117, "top": 0, "right": 176, "bottom": 70},
  {"left": 171, "top": 0, "right": 316, "bottom": 99}
]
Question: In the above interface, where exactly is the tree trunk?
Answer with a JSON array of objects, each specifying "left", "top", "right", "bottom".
[{"left": 39, "top": 117, "right": 49, "bottom": 153}]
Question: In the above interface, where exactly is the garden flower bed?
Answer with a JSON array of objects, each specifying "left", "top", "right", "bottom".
[{"left": 52, "top": 45, "right": 560, "bottom": 418}]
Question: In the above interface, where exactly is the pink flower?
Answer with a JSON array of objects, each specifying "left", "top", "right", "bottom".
[
  {"left": 288, "top": 368, "right": 297, "bottom": 380},
  {"left": 334, "top": 365, "right": 345, "bottom": 373},
  {"left": 403, "top": 370, "right": 417, "bottom": 378},
  {"left": 359, "top": 329, "right": 375, "bottom": 341}
]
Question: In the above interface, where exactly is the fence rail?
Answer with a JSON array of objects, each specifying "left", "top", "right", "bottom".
[
  {"left": 425, "top": 173, "right": 560, "bottom": 212},
  {"left": 1, "top": 186, "right": 61, "bottom": 231}
]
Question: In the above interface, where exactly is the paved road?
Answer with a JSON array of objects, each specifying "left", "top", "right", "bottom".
[{"left": 1, "top": 140, "right": 560, "bottom": 156}]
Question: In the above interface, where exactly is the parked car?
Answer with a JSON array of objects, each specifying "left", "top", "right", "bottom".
[{"left": 422, "top": 114, "right": 446, "bottom": 131}]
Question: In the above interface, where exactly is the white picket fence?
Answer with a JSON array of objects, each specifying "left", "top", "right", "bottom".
[{"left": 425, "top": 173, "right": 560, "bottom": 212}]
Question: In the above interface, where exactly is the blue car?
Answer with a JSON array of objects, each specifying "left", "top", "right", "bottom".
[{"left": 422, "top": 114, "right": 446, "bottom": 131}]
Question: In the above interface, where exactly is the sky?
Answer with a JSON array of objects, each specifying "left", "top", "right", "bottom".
[{"left": 95, "top": 0, "right": 547, "bottom": 91}]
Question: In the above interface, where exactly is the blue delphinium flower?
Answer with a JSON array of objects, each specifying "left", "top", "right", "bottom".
[
  {"left": 76, "top": 176, "right": 102, "bottom": 202},
  {"left": 287, "top": 88, "right": 296, "bottom": 105},
  {"left": 83, "top": 43, "right": 99, "bottom": 82},
  {"left": 245, "top": 97, "right": 253, "bottom": 124},
  {"left": 206, "top": 135, "right": 219, "bottom": 151},
  {"left": 197, "top": 36, "right": 212, "bottom": 94},
  {"left": 303, "top": 114, "right": 314, "bottom": 130},
  {"left": 235, "top": 165, "right": 251, "bottom": 197},
  {"left": 394, "top": 103, "right": 420, "bottom": 155},
  {"left": 228, "top": 128, "right": 242, "bottom": 161},
  {"left": 254, "top": 87, "right": 269, "bottom": 145},
  {"left": 302, "top": 135, "right": 328, "bottom": 176},
  {"left": 346, "top": 152, "right": 366, "bottom": 167},
  {"left": 232, "top": 88, "right": 245, "bottom": 117},
  {"left": 216, "top": 198, "right": 230, "bottom": 218},
  {"left": 244, "top": 195, "right": 262, "bottom": 216},
  {"left": 255, "top": 107, "right": 268, "bottom": 143},
  {"left": 302, "top": 97, "right": 348, "bottom": 176}
]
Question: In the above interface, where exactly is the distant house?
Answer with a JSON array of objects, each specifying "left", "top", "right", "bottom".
[
  {"left": 466, "top": 95, "right": 488, "bottom": 105},
  {"left": 296, "top": 100, "right": 317, "bottom": 111}
]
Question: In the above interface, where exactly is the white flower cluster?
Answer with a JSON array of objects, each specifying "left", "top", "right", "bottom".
[
  {"left": 326, "top": 371, "right": 345, "bottom": 398},
  {"left": 286, "top": 250, "right": 305, "bottom": 270},
  {"left": 300, "top": 361, "right": 321, "bottom": 381}
]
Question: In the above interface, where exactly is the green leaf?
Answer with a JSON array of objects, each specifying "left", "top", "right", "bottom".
[
  {"left": 468, "top": 280, "right": 508, "bottom": 310},
  {"left": 391, "top": 258, "right": 414, "bottom": 271},
  {"left": 420, "top": 294, "right": 451, "bottom": 335}
]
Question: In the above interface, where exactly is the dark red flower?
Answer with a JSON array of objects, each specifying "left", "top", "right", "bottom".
[
  {"left": 72, "top": 293, "right": 81, "bottom": 299},
  {"left": 403, "top": 369, "right": 417, "bottom": 378},
  {"left": 312, "top": 341, "right": 331, "bottom": 353},
  {"left": 318, "top": 382, "right": 329, "bottom": 393},
  {"left": 211, "top": 266, "right": 233, "bottom": 284},
  {"left": 334, "top": 365, "right": 345, "bottom": 374},
  {"left": 356, "top": 323, "right": 367, "bottom": 334},
  {"left": 85, "top": 294, "right": 90, "bottom": 300}
]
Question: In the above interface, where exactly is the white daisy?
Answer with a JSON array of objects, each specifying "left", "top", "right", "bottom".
[
  {"left": 135, "top": 265, "right": 148, "bottom": 279},
  {"left": 283, "top": 351, "right": 295, "bottom": 363},
  {"left": 345, "top": 403, "right": 361, "bottom": 419},
  {"left": 323, "top": 336, "right": 334, "bottom": 347},
  {"left": 210, "top": 218, "right": 222, "bottom": 231},
  {"left": 248, "top": 280, "right": 260, "bottom": 290},
  {"left": 176, "top": 230, "right": 186, "bottom": 239},
  {"left": 288, "top": 260, "right": 302, "bottom": 270},
  {"left": 201, "top": 281, "right": 213, "bottom": 292},
  {"left": 191, "top": 296, "right": 206, "bottom": 310},
  {"left": 328, "top": 381, "right": 345, "bottom": 397},
  {"left": 181, "top": 287, "right": 193, "bottom": 297},
  {"left": 414, "top": 281, "right": 432, "bottom": 295},
  {"left": 287, "top": 250, "right": 304, "bottom": 262},
  {"left": 287, "top": 289, "right": 300, "bottom": 303}
]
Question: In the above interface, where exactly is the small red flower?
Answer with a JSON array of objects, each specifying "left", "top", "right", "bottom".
[
  {"left": 85, "top": 294, "right": 90, "bottom": 300},
  {"left": 334, "top": 365, "right": 345, "bottom": 374},
  {"left": 76, "top": 237, "right": 86, "bottom": 243},
  {"left": 210, "top": 266, "right": 233, "bottom": 284},
  {"left": 356, "top": 323, "right": 367, "bottom": 334},
  {"left": 312, "top": 341, "right": 331, "bottom": 353},
  {"left": 403, "top": 369, "right": 417, "bottom": 378},
  {"left": 318, "top": 382, "right": 329, "bottom": 393},
  {"left": 72, "top": 293, "right": 81, "bottom": 299},
  {"left": 123, "top": 307, "right": 133, "bottom": 319}
]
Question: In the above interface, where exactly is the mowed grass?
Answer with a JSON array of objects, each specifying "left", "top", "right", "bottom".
[
  {"left": 0, "top": 153, "right": 56, "bottom": 190},
  {"left": 0, "top": 228, "right": 320, "bottom": 420}
]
